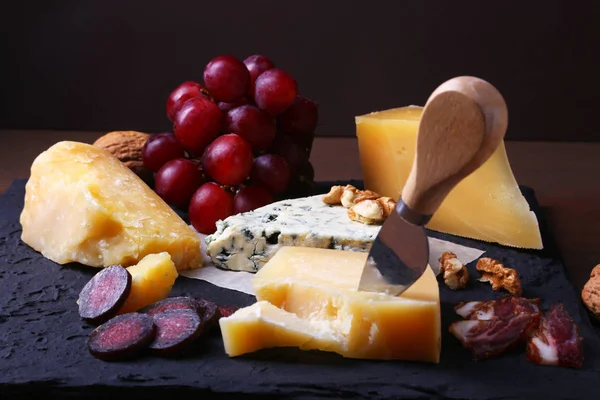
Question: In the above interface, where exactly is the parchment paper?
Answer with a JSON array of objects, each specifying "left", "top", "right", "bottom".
[{"left": 180, "top": 231, "right": 486, "bottom": 296}]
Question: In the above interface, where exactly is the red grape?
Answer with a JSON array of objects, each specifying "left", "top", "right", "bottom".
[
  {"left": 203, "top": 134, "right": 253, "bottom": 186},
  {"left": 188, "top": 182, "right": 234, "bottom": 234},
  {"left": 173, "top": 96, "right": 222, "bottom": 157},
  {"left": 289, "top": 130, "right": 315, "bottom": 153},
  {"left": 270, "top": 133, "right": 309, "bottom": 174},
  {"left": 224, "top": 105, "right": 276, "bottom": 152},
  {"left": 243, "top": 55, "right": 275, "bottom": 96},
  {"left": 142, "top": 133, "right": 186, "bottom": 172},
  {"left": 166, "top": 81, "right": 209, "bottom": 122},
  {"left": 249, "top": 154, "right": 290, "bottom": 195},
  {"left": 286, "top": 162, "right": 315, "bottom": 197},
  {"left": 297, "top": 161, "right": 315, "bottom": 182},
  {"left": 154, "top": 158, "right": 203, "bottom": 209},
  {"left": 203, "top": 55, "right": 250, "bottom": 102},
  {"left": 286, "top": 161, "right": 315, "bottom": 196},
  {"left": 277, "top": 96, "right": 318, "bottom": 136},
  {"left": 233, "top": 186, "right": 273, "bottom": 214},
  {"left": 286, "top": 177, "right": 315, "bottom": 197},
  {"left": 218, "top": 97, "right": 250, "bottom": 113},
  {"left": 253, "top": 69, "right": 297, "bottom": 115}
]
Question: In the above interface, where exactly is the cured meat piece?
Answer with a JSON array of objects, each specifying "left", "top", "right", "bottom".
[
  {"left": 455, "top": 300, "right": 492, "bottom": 319},
  {"left": 455, "top": 295, "right": 540, "bottom": 321},
  {"left": 449, "top": 313, "right": 539, "bottom": 360},
  {"left": 87, "top": 313, "right": 155, "bottom": 361},
  {"left": 526, "top": 303, "right": 584, "bottom": 369},
  {"left": 141, "top": 296, "right": 206, "bottom": 317},
  {"left": 141, "top": 296, "right": 219, "bottom": 328},
  {"left": 196, "top": 299, "right": 219, "bottom": 328},
  {"left": 217, "top": 305, "right": 239, "bottom": 319},
  {"left": 78, "top": 265, "right": 132, "bottom": 324},
  {"left": 148, "top": 309, "right": 204, "bottom": 356},
  {"left": 451, "top": 295, "right": 542, "bottom": 359}
]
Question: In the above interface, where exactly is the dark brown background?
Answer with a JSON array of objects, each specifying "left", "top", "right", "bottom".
[{"left": 1, "top": 0, "right": 599, "bottom": 140}]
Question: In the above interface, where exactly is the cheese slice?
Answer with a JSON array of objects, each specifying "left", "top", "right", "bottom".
[
  {"left": 20, "top": 141, "right": 202, "bottom": 271},
  {"left": 219, "top": 301, "right": 347, "bottom": 357},
  {"left": 355, "top": 106, "right": 543, "bottom": 249},
  {"left": 220, "top": 247, "right": 441, "bottom": 362}
]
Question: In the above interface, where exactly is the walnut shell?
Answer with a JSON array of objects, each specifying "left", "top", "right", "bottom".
[
  {"left": 582, "top": 264, "right": 600, "bottom": 321},
  {"left": 93, "top": 131, "right": 153, "bottom": 184},
  {"left": 476, "top": 257, "right": 522, "bottom": 296},
  {"left": 439, "top": 251, "right": 469, "bottom": 290}
]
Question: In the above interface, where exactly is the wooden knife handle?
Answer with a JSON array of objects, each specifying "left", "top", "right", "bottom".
[{"left": 401, "top": 76, "right": 508, "bottom": 217}]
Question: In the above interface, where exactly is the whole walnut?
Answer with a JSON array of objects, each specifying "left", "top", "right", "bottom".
[
  {"left": 582, "top": 264, "right": 600, "bottom": 321},
  {"left": 93, "top": 131, "right": 153, "bottom": 185}
]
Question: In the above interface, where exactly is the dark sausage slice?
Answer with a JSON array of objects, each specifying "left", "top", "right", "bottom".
[
  {"left": 87, "top": 313, "right": 155, "bottom": 361},
  {"left": 148, "top": 309, "right": 204, "bottom": 356},
  {"left": 196, "top": 298, "right": 219, "bottom": 329},
  {"left": 78, "top": 265, "right": 132, "bottom": 324},
  {"left": 217, "top": 305, "right": 239, "bottom": 319},
  {"left": 141, "top": 296, "right": 219, "bottom": 330},
  {"left": 141, "top": 296, "right": 204, "bottom": 316}
]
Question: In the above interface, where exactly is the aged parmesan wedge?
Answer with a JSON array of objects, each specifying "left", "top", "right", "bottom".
[
  {"left": 220, "top": 247, "right": 441, "bottom": 362},
  {"left": 355, "top": 106, "right": 543, "bottom": 249},
  {"left": 219, "top": 301, "right": 346, "bottom": 357},
  {"left": 19, "top": 141, "right": 202, "bottom": 271}
]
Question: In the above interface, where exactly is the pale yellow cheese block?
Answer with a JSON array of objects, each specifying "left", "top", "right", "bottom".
[
  {"left": 20, "top": 141, "right": 202, "bottom": 271},
  {"left": 219, "top": 301, "right": 347, "bottom": 357},
  {"left": 118, "top": 252, "right": 179, "bottom": 314},
  {"left": 220, "top": 247, "right": 441, "bottom": 362},
  {"left": 355, "top": 106, "right": 543, "bottom": 249}
]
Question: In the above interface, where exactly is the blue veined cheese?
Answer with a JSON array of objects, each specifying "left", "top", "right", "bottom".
[{"left": 205, "top": 195, "right": 381, "bottom": 272}]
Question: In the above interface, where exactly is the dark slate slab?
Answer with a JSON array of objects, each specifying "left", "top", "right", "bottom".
[{"left": 1, "top": 179, "right": 599, "bottom": 400}]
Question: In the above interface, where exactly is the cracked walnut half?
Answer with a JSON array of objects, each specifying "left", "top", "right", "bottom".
[
  {"left": 439, "top": 251, "right": 469, "bottom": 290},
  {"left": 476, "top": 257, "right": 523, "bottom": 296},
  {"left": 323, "top": 185, "right": 395, "bottom": 225}
]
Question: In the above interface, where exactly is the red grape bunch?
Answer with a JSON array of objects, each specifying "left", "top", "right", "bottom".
[{"left": 142, "top": 54, "right": 318, "bottom": 234}]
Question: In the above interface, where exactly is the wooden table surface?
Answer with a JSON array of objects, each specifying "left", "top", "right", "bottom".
[{"left": 1, "top": 130, "right": 599, "bottom": 300}]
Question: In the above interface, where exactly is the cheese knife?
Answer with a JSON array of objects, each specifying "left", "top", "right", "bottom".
[{"left": 358, "top": 76, "right": 509, "bottom": 296}]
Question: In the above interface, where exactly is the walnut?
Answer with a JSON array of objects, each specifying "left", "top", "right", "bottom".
[
  {"left": 476, "top": 257, "right": 522, "bottom": 296},
  {"left": 439, "top": 251, "right": 469, "bottom": 290},
  {"left": 93, "top": 131, "right": 152, "bottom": 183},
  {"left": 582, "top": 264, "right": 600, "bottom": 321},
  {"left": 340, "top": 186, "right": 359, "bottom": 208},
  {"left": 352, "top": 190, "right": 380, "bottom": 205},
  {"left": 377, "top": 197, "right": 396, "bottom": 216},
  {"left": 341, "top": 186, "right": 379, "bottom": 208},
  {"left": 348, "top": 199, "right": 383, "bottom": 224},
  {"left": 323, "top": 185, "right": 345, "bottom": 205},
  {"left": 323, "top": 185, "right": 396, "bottom": 225},
  {"left": 348, "top": 197, "right": 396, "bottom": 224}
]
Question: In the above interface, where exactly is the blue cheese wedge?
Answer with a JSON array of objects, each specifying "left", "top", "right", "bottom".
[{"left": 205, "top": 195, "right": 381, "bottom": 272}]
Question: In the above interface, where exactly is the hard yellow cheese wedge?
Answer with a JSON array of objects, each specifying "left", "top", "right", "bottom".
[
  {"left": 355, "top": 106, "right": 543, "bottom": 249},
  {"left": 20, "top": 141, "right": 202, "bottom": 271},
  {"left": 220, "top": 247, "right": 441, "bottom": 362},
  {"left": 219, "top": 301, "right": 347, "bottom": 357},
  {"left": 118, "top": 252, "right": 179, "bottom": 314}
]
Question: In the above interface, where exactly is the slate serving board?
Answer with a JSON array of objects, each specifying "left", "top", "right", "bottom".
[{"left": 1, "top": 178, "right": 599, "bottom": 400}]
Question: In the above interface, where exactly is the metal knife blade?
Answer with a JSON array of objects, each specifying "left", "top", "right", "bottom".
[{"left": 357, "top": 200, "right": 430, "bottom": 296}]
